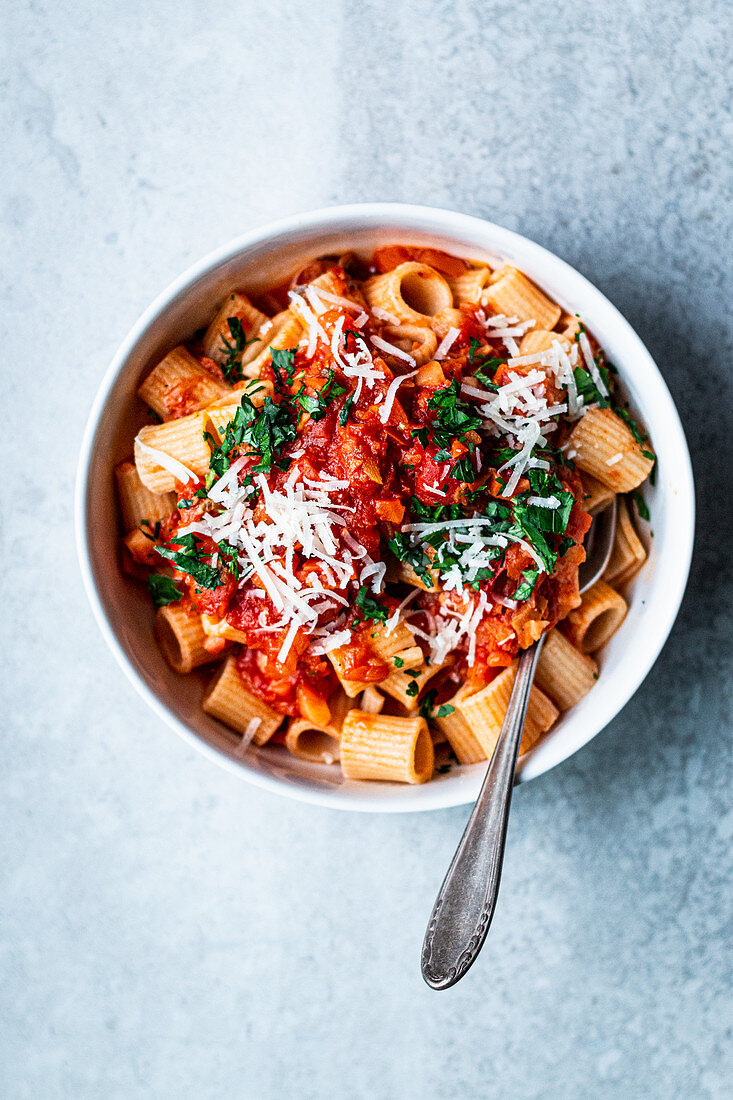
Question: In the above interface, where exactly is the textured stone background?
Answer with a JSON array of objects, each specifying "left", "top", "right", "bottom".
[{"left": 2, "top": 1, "right": 732, "bottom": 1097}]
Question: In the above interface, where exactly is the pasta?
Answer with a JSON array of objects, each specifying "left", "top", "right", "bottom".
[
  {"left": 285, "top": 691, "right": 351, "bottom": 764},
  {"left": 568, "top": 406, "right": 654, "bottom": 492},
  {"left": 535, "top": 629, "right": 598, "bottom": 710},
  {"left": 482, "top": 267, "right": 561, "bottom": 330},
  {"left": 137, "top": 346, "right": 230, "bottom": 419},
  {"left": 115, "top": 243, "right": 656, "bottom": 783},
  {"left": 563, "top": 581, "right": 628, "bottom": 653},
  {"left": 115, "top": 461, "right": 176, "bottom": 532},
  {"left": 201, "top": 292, "right": 269, "bottom": 367},
  {"left": 203, "top": 656, "right": 282, "bottom": 748},
  {"left": 435, "top": 664, "right": 559, "bottom": 765},
  {"left": 134, "top": 412, "right": 214, "bottom": 493},
  {"left": 340, "top": 711, "right": 434, "bottom": 783},
  {"left": 154, "top": 604, "right": 220, "bottom": 674},
  {"left": 603, "top": 497, "right": 647, "bottom": 587}
]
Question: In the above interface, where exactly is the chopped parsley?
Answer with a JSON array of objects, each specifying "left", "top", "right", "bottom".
[
  {"left": 339, "top": 392, "right": 355, "bottom": 426},
  {"left": 156, "top": 533, "right": 222, "bottom": 590},
  {"left": 296, "top": 369, "right": 348, "bottom": 421},
  {"left": 418, "top": 692, "right": 455, "bottom": 720},
  {"left": 406, "top": 681, "right": 419, "bottom": 698},
  {"left": 449, "top": 455, "right": 476, "bottom": 483},
  {"left": 630, "top": 489, "right": 650, "bottom": 521},
  {"left": 419, "top": 689, "right": 438, "bottom": 718},
  {"left": 207, "top": 392, "right": 297, "bottom": 482},
  {"left": 410, "top": 497, "right": 463, "bottom": 522},
  {"left": 217, "top": 539, "right": 242, "bottom": 578},
  {"left": 513, "top": 568, "right": 539, "bottom": 601},
  {"left": 271, "top": 347, "right": 297, "bottom": 389},
  {"left": 573, "top": 363, "right": 613, "bottom": 408},
  {"left": 139, "top": 519, "right": 161, "bottom": 542},
  {"left": 388, "top": 532, "right": 434, "bottom": 587},
  {"left": 425, "top": 380, "right": 483, "bottom": 451},
  {"left": 468, "top": 339, "right": 503, "bottom": 389},
  {"left": 351, "top": 586, "right": 389, "bottom": 628},
  {"left": 147, "top": 574, "right": 183, "bottom": 608},
  {"left": 220, "top": 317, "right": 258, "bottom": 382},
  {"left": 515, "top": 469, "right": 574, "bottom": 535}
]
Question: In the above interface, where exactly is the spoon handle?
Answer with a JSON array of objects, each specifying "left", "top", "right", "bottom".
[{"left": 421, "top": 637, "right": 545, "bottom": 990}]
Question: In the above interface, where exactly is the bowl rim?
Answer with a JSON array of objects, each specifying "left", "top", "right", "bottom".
[{"left": 75, "top": 202, "right": 695, "bottom": 813}]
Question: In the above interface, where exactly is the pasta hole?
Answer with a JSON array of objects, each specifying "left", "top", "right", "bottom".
[
  {"left": 399, "top": 270, "right": 452, "bottom": 317},
  {"left": 294, "top": 729, "right": 340, "bottom": 765},
  {"left": 583, "top": 609, "right": 620, "bottom": 653},
  {"left": 155, "top": 613, "right": 186, "bottom": 673},
  {"left": 413, "top": 728, "right": 434, "bottom": 781}
]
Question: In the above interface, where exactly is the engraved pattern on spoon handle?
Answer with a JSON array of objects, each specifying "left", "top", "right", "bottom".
[{"left": 421, "top": 638, "right": 545, "bottom": 989}]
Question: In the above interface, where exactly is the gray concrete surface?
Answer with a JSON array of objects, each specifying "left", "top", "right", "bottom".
[{"left": 2, "top": 0, "right": 731, "bottom": 1097}]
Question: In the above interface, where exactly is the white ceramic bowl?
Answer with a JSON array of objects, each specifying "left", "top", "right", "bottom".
[{"left": 76, "top": 204, "right": 694, "bottom": 812}]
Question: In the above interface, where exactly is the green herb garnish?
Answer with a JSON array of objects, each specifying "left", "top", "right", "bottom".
[
  {"left": 208, "top": 392, "right": 297, "bottom": 481},
  {"left": 426, "top": 379, "right": 483, "bottom": 451},
  {"left": 296, "top": 369, "right": 348, "bottom": 421},
  {"left": 351, "top": 585, "right": 389, "bottom": 628},
  {"left": 147, "top": 574, "right": 183, "bottom": 608},
  {"left": 139, "top": 519, "right": 161, "bottom": 542},
  {"left": 630, "top": 489, "right": 650, "bottom": 521},
  {"left": 513, "top": 568, "right": 539, "bottom": 601},
  {"left": 156, "top": 533, "right": 222, "bottom": 590},
  {"left": 220, "top": 317, "right": 258, "bottom": 382},
  {"left": 271, "top": 347, "right": 297, "bottom": 388}
]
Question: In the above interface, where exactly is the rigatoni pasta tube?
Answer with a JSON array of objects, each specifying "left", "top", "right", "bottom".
[
  {"left": 123, "top": 527, "right": 160, "bottom": 566},
  {"left": 284, "top": 692, "right": 350, "bottom": 765},
  {"left": 115, "top": 461, "right": 176, "bottom": 532},
  {"left": 447, "top": 265, "right": 492, "bottom": 305},
  {"left": 363, "top": 262, "right": 453, "bottom": 324},
  {"left": 580, "top": 472, "right": 616, "bottom": 515},
  {"left": 203, "top": 656, "right": 282, "bottom": 745},
  {"left": 382, "top": 322, "right": 437, "bottom": 365},
  {"left": 379, "top": 659, "right": 450, "bottom": 711},
  {"left": 535, "top": 629, "right": 598, "bottom": 711},
  {"left": 155, "top": 605, "right": 220, "bottom": 674},
  {"left": 482, "top": 267, "right": 561, "bottom": 330},
  {"left": 327, "top": 621, "right": 418, "bottom": 697},
  {"left": 518, "top": 329, "right": 572, "bottom": 357},
  {"left": 201, "top": 292, "right": 268, "bottom": 364},
  {"left": 563, "top": 580, "right": 628, "bottom": 653},
  {"left": 340, "top": 711, "right": 434, "bottom": 784},
  {"left": 137, "top": 346, "right": 229, "bottom": 419},
  {"left": 433, "top": 687, "right": 487, "bottom": 765},
  {"left": 437, "top": 666, "right": 559, "bottom": 764},
  {"left": 569, "top": 406, "right": 655, "bottom": 492},
  {"left": 206, "top": 380, "right": 274, "bottom": 442},
  {"left": 243, "top": 311, "right": 303, "bottom": 378},
  {"left": 358, "top": 686, "right": 385, "bottom": 714},
  {"left": 603, "top": 497, "right": 647, "bottom": 587},
  {"left": 134, "top": 411, "right": 213, "bottom": 493}
]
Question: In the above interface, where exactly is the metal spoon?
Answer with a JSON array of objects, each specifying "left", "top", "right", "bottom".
[{"left": 421, "top": 500, "right": 617, "bottom": 990}]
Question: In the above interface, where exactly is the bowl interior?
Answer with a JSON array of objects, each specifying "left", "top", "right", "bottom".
[{"left": 77, "top": 206, "right": 694, "bottom": 811}]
